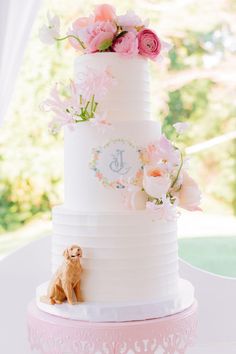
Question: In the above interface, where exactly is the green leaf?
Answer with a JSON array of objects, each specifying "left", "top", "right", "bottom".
[
  {"left": 98, "top": 38, "right": 113, "bottom": 51},
  {"left": 115, "top": 31, "right": 128, "bottom": 40}
]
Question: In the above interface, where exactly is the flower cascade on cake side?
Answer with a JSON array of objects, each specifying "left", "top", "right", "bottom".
[
  {"left": 42, "top": 67, "right": 115, "bottom": 134},
  {"left": 39, "top": 4, "right": 171, "bottom": 61},
  {"left": 123, "top": 123, "right": 202, "bottom": 220}
]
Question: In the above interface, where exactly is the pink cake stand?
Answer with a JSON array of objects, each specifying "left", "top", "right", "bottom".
[{"left": 27, "top": 300, "right": 198, "bottom": 354}]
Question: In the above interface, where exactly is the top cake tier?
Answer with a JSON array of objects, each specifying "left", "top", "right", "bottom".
[{"left": 74, "top": 52, "right": 151, "bottom": 122}]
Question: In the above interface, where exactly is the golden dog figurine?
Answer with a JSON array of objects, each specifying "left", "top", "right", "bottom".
[{"left": 41, "top": 245, "right": 83, "bottom": 305}]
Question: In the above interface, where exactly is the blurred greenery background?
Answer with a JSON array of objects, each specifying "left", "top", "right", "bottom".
[{"left": 0, "top": 0, "right": 235, "bottom": 274}]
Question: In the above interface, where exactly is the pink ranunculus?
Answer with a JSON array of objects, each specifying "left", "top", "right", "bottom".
[
  {"left": 137, "top": 28, "right": 161, "bottom": 60},
  {"left": 113, "top": 31, "right": 139, "bottom": 57},
  {"left": 143, "top": 165, "right": 171, "bottom": 199},
  {"left": 84, "top": 21, "right": 117, "bottom": 53},
  {"left": 177, "top": 172, "right": 202, "bottom": 211},
  {"left": 94, "top": 4, "right": 116, "bottom": 22}
]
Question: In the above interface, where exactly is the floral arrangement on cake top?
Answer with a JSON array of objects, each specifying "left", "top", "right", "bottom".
[
  {"left": 39, "top": 4, "right": 171, "bottom": 61},
  {"left": 123, "top": 123, "right": 201, "bottom": 220},
  {"left": 42, "top": 67, "right": 115, "bottom": 134}
]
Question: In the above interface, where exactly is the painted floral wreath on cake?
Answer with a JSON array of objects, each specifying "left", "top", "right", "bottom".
[{"left": 39, "top": 4, "right": 171, "bottom": 61}]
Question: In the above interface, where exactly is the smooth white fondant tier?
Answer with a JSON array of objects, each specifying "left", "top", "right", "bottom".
[
  {"left": 51, "top": 206, "right": 179, "bottom": 303},
  {"left": 36, "top": 278, "right": 194, "bottom": 322},
  {"left": 64, "top": 121, "right": 161, "bottom": 212},
  {"left": 75, "top": 53, "right": 151, "bottom": 122}
]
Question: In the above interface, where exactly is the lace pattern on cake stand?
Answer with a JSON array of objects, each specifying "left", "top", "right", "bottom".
[{"left": 28, "top": 301, "right": 198, "bottom": 354}]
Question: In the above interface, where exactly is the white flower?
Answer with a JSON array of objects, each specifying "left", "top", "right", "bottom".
[
  {"left": 146, "top": 196, "right": 178, "bottom": 220},
  {"left": 123, "top": 186, "right": 148, "bottom": 210},
  {"left": 173, "top": 122, "right": 190, "bottom": 134},
  {"left": 117, "top": 10, "right": 148, "bottom": 29},
  {"left": 175, "top": 171, "right": 202, "bottom": 211},
  {"left": 143, "top": 165, "right": 171, "bottom": 199},
  {"left": 39, "top": 13, "right": 60, "bottom": 45}
]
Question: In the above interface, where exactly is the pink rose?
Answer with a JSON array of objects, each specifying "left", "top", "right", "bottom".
[
  {"left": 94, "top": 4, "right": 116, "bottom": 22},
  {"left": 143, "top": 165, "right": 171, "bottom": 199},
  {"left": 113, "top": 31, "right": 139, "bottom": 57},
  {"left": 84, "top": 21, "right": 117, "bottom": 53},
  {"left": 177, "top": 172, "right": 202, "bottom": 211},
  {"left": 137, "top": 28, "right": 161, "bottom": 60}
]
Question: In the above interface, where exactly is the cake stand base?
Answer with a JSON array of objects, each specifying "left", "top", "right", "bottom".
[{"left": 27, "top": 300, "right": 198, "bottom": 354}]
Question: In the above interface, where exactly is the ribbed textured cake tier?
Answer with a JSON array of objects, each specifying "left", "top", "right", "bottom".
[
  {"left": 52, "top": 206, "right": 179, "bottom": 303},
  {"left": 75, "top": 53, "right": 151, "bottom": 122},
  {"left": 64, "top": 120, "right": 161, "bottom": 211}
]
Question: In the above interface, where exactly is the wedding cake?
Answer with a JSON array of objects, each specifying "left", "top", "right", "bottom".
[{"left": 37, "top": 4, "right": 201, "bottom": 322}]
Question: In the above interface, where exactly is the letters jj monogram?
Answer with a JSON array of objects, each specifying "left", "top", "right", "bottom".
[{"left": 109, "top": 149, "right": 130, "bottom": 175}]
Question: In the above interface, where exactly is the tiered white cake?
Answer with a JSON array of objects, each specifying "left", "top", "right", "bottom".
[{"left": 37, "top": 53, "right": 194, "bottom": 322}]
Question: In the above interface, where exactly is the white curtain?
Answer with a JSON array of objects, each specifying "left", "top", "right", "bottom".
[{"left": 0, "top": 0, "right": 42, "bottom": 125}]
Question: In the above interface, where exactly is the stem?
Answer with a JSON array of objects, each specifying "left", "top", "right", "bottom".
[
  {"left": 55, "top": 34, "right": 85, "bottom": 49},
  {"left": 90, "top": 95, "right": 95, "bottom": 115},
  {"left": 171, "top": 151, "right": 183, "bottom": 189}
]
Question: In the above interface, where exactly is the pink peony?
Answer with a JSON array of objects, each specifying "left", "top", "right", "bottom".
[
  {"left": 83, "top": 21, "right": 117, "bottom": 53},
  {"left": 143, "top": 165, "right": 171, "bottom": 199},
  {"left": 94, "top": 4, "right": 116, "bottom": 22},
  {"left": 177, "top": 172, "right": 202, "bottom": 211},
  {"left": 113, "top": 31, "right": 139, "bottom": 57},
  {"left": 137, "top": 28, "right": 161, "bottom": 60}
]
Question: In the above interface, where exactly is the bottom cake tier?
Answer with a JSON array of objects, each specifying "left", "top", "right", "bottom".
[
  {"left": 51, "top": 206, "right": 180, "bottom": 303},
  {"left": 36, "top": 278, "right": 194, "bottom": 322}
]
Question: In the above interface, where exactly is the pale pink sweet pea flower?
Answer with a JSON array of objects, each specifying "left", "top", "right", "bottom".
[
  {"left": 94, "top": 4, "right": 116, "bottom": 22},
  {"left": 173, "top": 122, "right": 190, "bottom": 134},
  {"left": 68, "top": 17, "right": 94, "bottom": 50},
  {"left": 143, "top": 165, "right": 171, "bottom": 199},
  {"left": 82, "top": 21, "right": 117, "bottom": 52},
  {"left": 113, "top": 31, "right": 139, "bottom": 57},
  {"left": 146, "top": 196, "right": 178, "bottom": 220},
  {"left": 138, "top": 28, "right": 161, "bottom": 60},
  {"left": 146, "top": 136, "right": 181, "bottom": 170},
  {"left": 177, "top": 172, "right": 202, "bottom": 211},
  {"left": 117, "top": 10, "right": 148, "bottom": 29},
  {"left": 39, "top": 13, "right": 60, "bottom": 45}
]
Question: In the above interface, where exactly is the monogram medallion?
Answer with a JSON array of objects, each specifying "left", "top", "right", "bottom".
[{"left": 90, "top": 139, "right": 144, "bottom": 189}]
